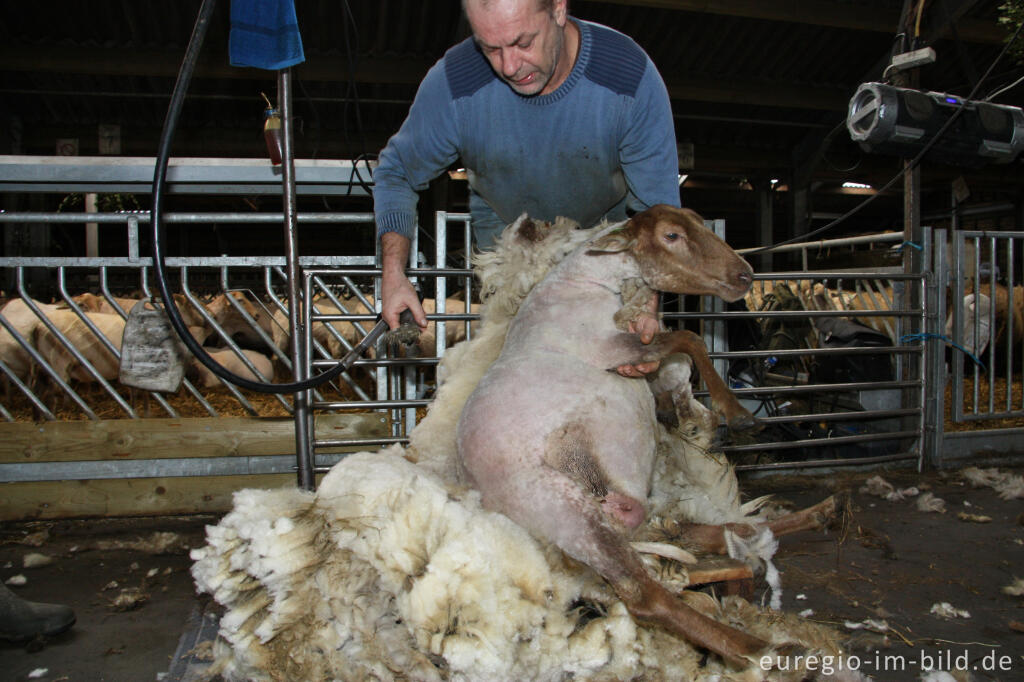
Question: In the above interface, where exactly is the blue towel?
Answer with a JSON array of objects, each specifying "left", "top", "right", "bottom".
[{"left": 229, "top": 0, "right": 305, "bottom": 70}]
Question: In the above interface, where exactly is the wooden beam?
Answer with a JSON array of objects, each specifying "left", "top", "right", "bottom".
[
  {"left": 0, "top": 474, "right": 304, "bottom": 520},
  {"left": 666, "top": 76, "right": 850, "bottom": 111},
  {"left": 0, "top": 45, "right": 433, "bottom": 86},
  {"left": 0, "top": 413, "right": 387, "bottom": 464},
  {"left": 1, "top": 44, "right": 852, "bottom": 111},
  {"left": 589, "top": 0, "right": 1005, "bottom": 43}
]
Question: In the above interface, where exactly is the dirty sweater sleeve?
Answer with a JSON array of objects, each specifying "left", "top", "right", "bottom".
[{"left": 372, "top": 62, "right": 460, "bottom": 240}]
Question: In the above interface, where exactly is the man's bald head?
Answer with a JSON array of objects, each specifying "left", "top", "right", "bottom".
[{"left": 462, "top": 0, "right": 555, "bottom": 16}]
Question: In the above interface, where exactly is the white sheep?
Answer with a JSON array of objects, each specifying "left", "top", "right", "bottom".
[
  {"left": 189, "top": 348, "right": 274, "bottom": 388},
  {"left": 0, "top": 298, "right": 59, "bottom": 382},
  {"left": 34, "top": 309, "right": 125, "bottom": 384},
  {"left": 191, "top": 209, "right": 846, "bottom": 681}
]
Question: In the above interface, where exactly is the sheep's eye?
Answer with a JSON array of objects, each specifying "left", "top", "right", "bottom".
[{"left": 664, "top": 232, "right": 679, "bottom": 242}]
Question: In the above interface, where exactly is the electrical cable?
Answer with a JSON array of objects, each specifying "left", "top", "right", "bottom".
[
  {"left": 984, "top": 71, "right": 1024, "bottom": 102},
  {"left": 749, "top": 16, "right": 1024, "bottom": 256},
  {"left": 151, "top": 0, "right": 375, "bottom": 393},
  {"left": 819, "top": 118, "right": 864, "bottom": 173},
  {"left": 340, "top": 0, "right": 370, "bottom": 158}
]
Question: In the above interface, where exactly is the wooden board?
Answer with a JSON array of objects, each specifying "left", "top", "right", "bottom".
[
  {"left": 0, "top": 473, "right": 309, "bottom": 520},
  {"left": 0, "top": 413, "right": 390, "bottom": 520},
  {"left": 0, "top": 413, "right": 388, "bottom": 463}
]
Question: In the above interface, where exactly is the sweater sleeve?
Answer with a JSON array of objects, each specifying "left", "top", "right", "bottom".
[
  {"left": 618, "top": 61, "right": 680, "bottom": 213},
  {"left": 373, "top": 61, "right": 461, "bottom": 240}
]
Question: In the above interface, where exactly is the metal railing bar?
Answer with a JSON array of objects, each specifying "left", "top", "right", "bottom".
[
  {"left": 726, "top": 379, "right": 919, "bottom": 397},
  {"left": 312, "top": 399, "right": 431, "bottom": 410},
  {"left": 0, "top": 211, "right": 375, "bottom": 224},
  {"left": 113, "top": 267, "right": 217, "bottom": 416},
  {"left": 18, "top": 272, "right": 128, "bottom": 419},
  {"left": 723, "top": 429, "right": 919, "bottom": 453},
  {"left": 735, "top": 451, "right": 918, "bottom": 472},
  {"left": 311, "top": 357, "right": 440, "bottom": 368},
  {"left": 218, "top": 274, "right": 291, "bottom": 413},
  {"left": 0, "top": 353, "right": 55, "bottom": 421},
  {"left": 718, "top": 345, "right": 919, "bottom": 359},
  {"left": 312, "top": 437, "right": 409, "bottom": 449},
  {"left": 736, "top": 231, "right": 905, "bottom": 256},
  {"left": 273, "top": 267, "right": 372, "bottom": 401},
  {"left": 753, "top": 407, "right": 920, "bottom": 425},
  {"left": 665, "top": 309, "right": 921, "bottom": 321},
  {"left": 180, "top": 268, "right": 258, "bottom": 416},
  {"left": 70, "top": 270, "right": 180, "bottom": 418}
]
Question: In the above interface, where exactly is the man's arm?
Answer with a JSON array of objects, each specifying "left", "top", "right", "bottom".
[
  {"left": 380, "top": 232, "right": 427, "bottom": 330},
  {"left": 613, "top": 56, "right": 678, "bottom": 377},
  {"left": 373, "top": 60, "right": 460, "bottom": 329},
  {"left": 619, "top": 60, "right": 681, "bottom": 211}
]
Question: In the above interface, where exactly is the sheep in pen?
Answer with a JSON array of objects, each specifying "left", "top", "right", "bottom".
[
  {"left": 0, "top": 279, "right": 479, "bottom": 421},
  {"left": 192, "top": 207, "right": 846, "bottom": 680}
]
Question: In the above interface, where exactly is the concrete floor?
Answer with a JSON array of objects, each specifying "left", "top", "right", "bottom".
[
  {"left": 1, "top": 465, "right": 1022, "bottom": 682},
  {"left": 1, "top": 516, "right": 213, "bottom": 682}
]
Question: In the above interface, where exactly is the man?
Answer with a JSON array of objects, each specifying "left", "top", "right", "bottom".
[{"left": 373, "top": 0, "right": 680, "bottom": 375}]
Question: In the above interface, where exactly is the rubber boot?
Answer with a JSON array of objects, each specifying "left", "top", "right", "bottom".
[{"left": 0, "top": 582, "right": 76, "bottom": 641}]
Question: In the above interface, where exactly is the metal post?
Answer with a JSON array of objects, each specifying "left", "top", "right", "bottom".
[
  {"left": 924, "top": 227, "right": 944, "bottom": 468},
  {"left": 435, "top": 211, "right": 448, "bottom": 358},
  {"left": 279, "top": 68, "right": 314, "bottom": 491},
  {"left": 708, "top": 219, "right": 728, "bottom": 382}
]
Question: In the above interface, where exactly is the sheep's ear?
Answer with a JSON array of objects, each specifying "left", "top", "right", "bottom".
[{"left": 589, "top": 227, "right": 636, "bottom": 253}]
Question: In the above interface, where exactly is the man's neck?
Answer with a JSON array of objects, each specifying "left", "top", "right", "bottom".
[{"left": 543, "top": 18, "right": 580, "bottom": 95}]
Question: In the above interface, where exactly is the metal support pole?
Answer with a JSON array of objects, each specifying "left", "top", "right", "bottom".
[
  {"left": 927, "top": 227, "right": 947, "bottom": 467},
  {"left": 708, "top": 219, "right": 728, "bottom": 382},
  {"left": 279, "top": 68, "right": 314, "bottom": 491}
]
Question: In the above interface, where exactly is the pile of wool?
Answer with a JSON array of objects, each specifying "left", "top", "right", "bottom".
[
  {"left": 192, "top": 448, "right": 846, "bottom": 681},
  {"left": 961, "top": 466, "right": 1024, "bottom": 500},
  {"left": 192, "top": 215, "right": 848, "bottom": 680}
]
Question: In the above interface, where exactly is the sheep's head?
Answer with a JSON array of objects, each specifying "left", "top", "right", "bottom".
[{"left": 589, "top": 205, "right": 753, "bottom": 302}]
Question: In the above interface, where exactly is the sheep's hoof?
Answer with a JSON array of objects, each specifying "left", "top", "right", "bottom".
[
  {"left": 818, "top": 491, "right": 850, "bottom": 530},
  {"left": 727, "top": 411, "right": 762, "bottom": 433}
]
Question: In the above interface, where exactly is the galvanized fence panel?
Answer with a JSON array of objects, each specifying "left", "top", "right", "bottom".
[
  {"left": 689, "top": 231, "right": 931, "bottom": 472},
  {"left": 0, "top": 211, "right": 378, "bottom": 424},
  {"left": 948, "top": 229, "right": 1024, "bottom": 422},
  {"left": 6, "top": 205, "right": 1022, "bottom": 483},
  {"left": 300, "top": 212, "right": 478, "bottom": 472}
]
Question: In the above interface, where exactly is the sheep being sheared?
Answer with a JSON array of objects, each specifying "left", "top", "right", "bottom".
[
  {"left": 457, "top": 204, "right": 838, "bottom": 665},
  {"left": 192, "top": 208, "right": 846, "bottom": 681}
]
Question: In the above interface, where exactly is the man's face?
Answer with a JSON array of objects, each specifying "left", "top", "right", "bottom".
[{"left": 466, "top": 0, "right": 568, "bottom": 97}]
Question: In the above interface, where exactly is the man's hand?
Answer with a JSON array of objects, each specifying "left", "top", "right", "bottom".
[
  {"left": 381, "top": 232, "right": 428, "bottom": 330},
  {"left": 615, "top": 292, "right": 661, "bottom": 377}
]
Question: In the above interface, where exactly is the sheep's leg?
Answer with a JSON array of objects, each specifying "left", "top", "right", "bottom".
[
  {"left": 475, "top": 464, "right": 768, "bottom": 666},
  {"left": 668, "top": 494, "right": 843, "bottom": 554},
  {"left": 634, "top": 330, "right": 757, "bottom": 432}
]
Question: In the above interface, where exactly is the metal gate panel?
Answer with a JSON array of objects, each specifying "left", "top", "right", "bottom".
[
  {"left": 949, "top": 229, "right": 1024, "bottom": 422},
  {"left": 0, "top": 211, "right": 377, "bottom": 424},
  {"left": 298, "top": 212, "right": 477, "bottom": 476}
]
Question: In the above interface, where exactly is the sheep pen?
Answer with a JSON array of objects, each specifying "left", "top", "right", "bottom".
[{"left": 191, "top": 214, "right": 850, "bottom": 681}]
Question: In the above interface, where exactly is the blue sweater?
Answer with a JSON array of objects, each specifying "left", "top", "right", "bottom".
[{"left": 373, "top": 18, "right": 680, "bottom": 249}]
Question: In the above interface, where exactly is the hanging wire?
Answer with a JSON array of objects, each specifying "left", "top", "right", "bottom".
[
  {"left": 984, "top": 71, "right": 1024, "bottom": 101},
  {"left": 749, "top": 18, "right": 1024, "bottom": 256}
]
